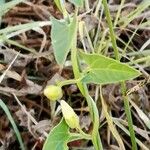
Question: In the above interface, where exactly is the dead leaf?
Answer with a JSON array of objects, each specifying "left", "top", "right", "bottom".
[
  {"left": 32, "top": 120, "right": 51, "bottom": 136},
  {"left": 80, "top": 115, "right": 91, "bottom": 131},
  {"left": 47, "top": 73, "right": 65, "bottom": 85}
]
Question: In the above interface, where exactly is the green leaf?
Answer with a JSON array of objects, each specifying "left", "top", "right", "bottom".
[
  {"left": 69, "top": 0, "right": 83, "bottom": 7},
  {"left": 43, "top": 118, "right": 89, "bottom": 150},
  {"left": 79, "top": 51, "right": 141, "bottom": 84},
  {"left": 51, "top": 16, "right": 77, "bottom": 65},
  {"left": 43, "top": 119, "right": 70, "bottom": 150}
]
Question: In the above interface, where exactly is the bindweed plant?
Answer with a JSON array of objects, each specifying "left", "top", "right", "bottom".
[{"left": 43, "top": 0, "right": 141, "bottom": 150}]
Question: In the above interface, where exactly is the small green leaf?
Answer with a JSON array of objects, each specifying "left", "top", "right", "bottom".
[
  {"left": 69, "top": 0, "right": 83, "bottom": 7},
  {"left": 51, "top": 16, "right": 77, "bottom": 65},
  {"left": 79, "top": 51, "right": 141, "bottom": 84},
  {"left": 43, "top": 118, "right": 89, "bottom": 150},
  {"left": 43, "top": 119, "right": 70, "bottom": 150}
]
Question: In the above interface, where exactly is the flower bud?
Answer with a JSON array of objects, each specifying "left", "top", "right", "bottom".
[
  {"left": 44, "top": 85, "right": 63, "bottom": 101},
  {"left": 60, "top": 100, "right": 79, "bottom": 129}
]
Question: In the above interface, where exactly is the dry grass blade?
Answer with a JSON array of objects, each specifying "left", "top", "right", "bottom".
[
  {"left": 100, "top": 86, "right": 125, "bottom": 150},
  {"left": 0, "top": 52, "right": 19, "bottom": 83},
  {"left": 0, "top": 0, "right": 149, "bottom": 149},
  {"left": 139, "top": 38, "right": 150, "bottom": 52},
  {"left": 13, "top": 93, "right": 48, "bottom": 137},
  {"left": 113, "top": 118, "right": 149, "bottom": 150},
  {"left": 129, "top": 99, "right": 150, "bottom": 130},
  {"left": 114, "top": 118, "right": 150, "bottom": 141}
]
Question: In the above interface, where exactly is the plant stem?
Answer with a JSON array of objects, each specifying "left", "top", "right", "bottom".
[
  {"left": 71, "top": 13, "right": 103, "bottom": 150},
  {"left": 71, "top": 18, "right": 85, "bottom": 95},
  {"left": 84, "top": 85, "right": 103, "bottom": 150},
  {"left": 77, "top": 127, "right": 92, "bottom": 140},
  {"left": 121, "top": 82, "right": 138, "bottom": 150},
  {"left": 69, "top": 133, "right": 91, "bottom": 141},
  {"left": 57, "top": 78, "right": 82, "bottom": 87},
  {"left": 102, "top": 0, "right": 137, "bottom": 150}
]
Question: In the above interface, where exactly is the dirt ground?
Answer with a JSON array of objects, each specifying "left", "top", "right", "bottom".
[{"left": 0, "top": 0, "right": 149, "bottom": 150}]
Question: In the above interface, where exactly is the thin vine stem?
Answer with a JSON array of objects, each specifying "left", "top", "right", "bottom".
[
  {"left": 57, "top": 78, "right": 82, "bottom": 87},
  {"left": 102, "top": 0, "right": 137, "bottom": 150},
  {"left": 71, "top": 10, "right": 103, "bottom": 150}
]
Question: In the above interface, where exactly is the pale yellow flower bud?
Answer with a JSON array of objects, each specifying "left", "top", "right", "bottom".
[
  {"left": 60, "top": 100, "right": 79, "bottom": 129},
  {"left": 44, "top": 85, "right": 63, "bottom": 101}
]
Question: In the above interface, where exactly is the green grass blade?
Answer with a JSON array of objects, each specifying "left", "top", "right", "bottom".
[
  {"left": 113, "top": 118, "right": 149, "bottom": 150},
  {"left": 0, "top": 21, "right": 51, "bottom": 35},
  {"left": 102, "top": 0, "right": 138, "bottom": 149},
  {"left": 114, "top": 0, "right": 125, "bottom": 27},
  {"left": 0, "top": 99, "right": 25, "bottom": 150},
  {"left": 119, "top": 1, "right": 150, "bottom": 28},
  {"left": 5, "top": 38, "right": 37, "bottom": 54}
]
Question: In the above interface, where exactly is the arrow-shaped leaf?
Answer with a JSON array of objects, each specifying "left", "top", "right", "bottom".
[
  {"left": 79, "top": 51, "right": 141, "bottom": 84},
  {"left": 43, "top": 119, "right": 70, "bottom": 150},
  {"left": 42, "top": 118, "right": 87, "bottom": 150},
  {"left": 51, "top": 16, "right": 77, "bottom": 65}
]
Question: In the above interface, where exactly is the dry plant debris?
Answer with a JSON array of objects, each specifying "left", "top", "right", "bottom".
[{"left": 0, "top": 0, "right": 149, "bottom": 150}]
